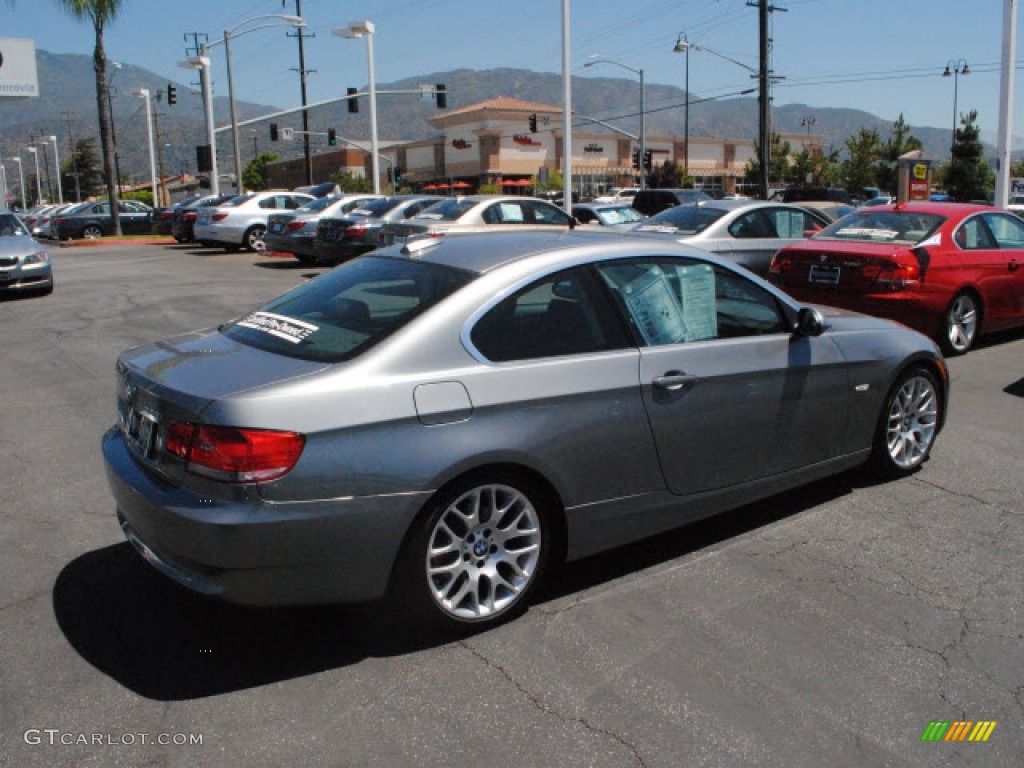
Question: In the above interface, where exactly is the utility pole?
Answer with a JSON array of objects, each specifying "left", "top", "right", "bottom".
[
  {"left": 62, "top": 112, "right": 81, "bottom": 202},
  {"left": 287, "top": 0, "right": 316, "bottom": 185},
  {"left": 153, "top": 91, "right": 169, "bottom": 206},
  {"left": 748, "top": 0, "right": 785, "bottom": 199}
]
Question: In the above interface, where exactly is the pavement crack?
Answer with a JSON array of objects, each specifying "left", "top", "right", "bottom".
[{"left": 458, "top": 640, "right": 647, "bottom": 768}]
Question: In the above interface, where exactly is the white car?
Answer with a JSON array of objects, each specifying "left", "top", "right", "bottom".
[
  {"left": 592, "top": 187, "right": 638, "bottom": 204},
  {"left": 193, "top": 191, "right": 315, "bottom": 252}
]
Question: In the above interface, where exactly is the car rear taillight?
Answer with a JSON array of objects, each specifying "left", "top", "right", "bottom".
[
  {"left": 344, "top": 226, "right": 368, "bottom": 238},
  {"left": 862, "top": 261, "right": 920, "bottom": 289},
  {"left": 184, "top": 212, "right": 197, "bottom": 221},
  {"left": 58, "top": 217, "right": 70, "bottom": 224},
  {"left": 161, "top": 210, "right": 174, "bottom": 219},
  {"left": 165, "top": 423, "right": 305, "bottom": 483},
  {"left": 286, "top": 221, "right": 306, "bottom": 231},
  {"left": 768, "top": 255, "right": 791, "bottom": 275},
  {"left": 212, "top": 212, "right": 229, "bottom": 221}
]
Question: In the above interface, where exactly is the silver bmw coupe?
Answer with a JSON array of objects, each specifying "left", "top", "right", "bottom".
[{"left": 103, "top": 230, "right": 948, "bottom": 630}]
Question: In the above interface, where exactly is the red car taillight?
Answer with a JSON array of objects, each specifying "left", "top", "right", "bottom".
[
  {"left": 286, "top": 221, "right": 306, "bottom": 231},
  {"left": 161, "top": 210, "right": 174, "bottom": 219},
  {"left": 184, "top": 212, "right": 197, "bottom": 221},
  {"left": 344, "top": 226, "right": 368, "bottom": 238},
  {"left": 211, "top": 212, "right": 229, "bottom": 221},
  {"left": 165, "top": 423, "right": 305, "bottom": 483},
  {"left": 768, "top": 254, "right": 791, "bottom": 275},
  {"left": 862, "top": 261, "right": 920, "bottom": 289}
]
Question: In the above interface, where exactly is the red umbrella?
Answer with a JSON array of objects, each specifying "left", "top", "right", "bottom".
[{"left": 450, "top": 181, "right": 472, "bottom": 189}]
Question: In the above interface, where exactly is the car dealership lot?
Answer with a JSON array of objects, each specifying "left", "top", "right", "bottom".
[{"left": 1, "top": 243, "right": 1021, "bottom": 768}]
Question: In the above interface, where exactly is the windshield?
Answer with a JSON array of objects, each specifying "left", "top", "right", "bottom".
[
  {"left": 353, "top": 198, "right": 406, "bottom": 217},
  {"left": 596, "top": 206, "right": 645, "bottom": 225},
  {"left": 0, "top": 213, "right": 29, "bottom": 236},
  {"left": 814, "top": 210, "right": 946, "bottom": 245},
  {"left": 639, "top": 205, "right": 727, "bottom": 234},
  {"left": 414, "top": 199, "right": 475, "bottom": 222},
  {"left": 221, "top": 256, "right": 475, "bottom": 363}
]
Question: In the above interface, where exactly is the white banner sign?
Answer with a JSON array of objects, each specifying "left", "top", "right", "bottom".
[{"left": 0, "top": 38, "right": 39, "bottom": 99}]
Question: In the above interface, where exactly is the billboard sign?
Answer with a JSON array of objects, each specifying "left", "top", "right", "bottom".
[{"left": 0, "top": 38, "right": 39, "bottom": 99}]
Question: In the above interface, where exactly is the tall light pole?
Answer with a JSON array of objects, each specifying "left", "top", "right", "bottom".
[
  {"left": 585, "top": 58, "right": 645, "bottom": 189},
  {"left": 561, "top": 0, "right": 572, "bottom": 214},
  {"left": 134, "top": 88, "right": 159, "bottom": 207},
  {"left": 210, "top": 14, "right": 305, "bottom": 194},
  {"left": 0, "top": 162, "right": 7, "bottom": 209},
  {"left": 45, "top": 136, "right": 63, "bottom": 204},
  {"left": 673, "top": 33, "right": 691, "bottom": 175},
  {"left": 107, "top": 61, "right": 123, "bottom": 196},
  {"left": 179, "top": 55, "right": 218, "bottom": 195},
  {"left": 993, "top": 0, "right": 1017, "bottom": 208},
  {"left": 942, "top": 59, "right": 970, "bottom": 168},
  {"left": 25, "top": 147, "right": 42, "bottom": 204},
  {"left": 334, "top": 20, "right": 380, "bottom": 194},
  {"left": 9, "top": 157, "right": 26, "bottom": 209}
]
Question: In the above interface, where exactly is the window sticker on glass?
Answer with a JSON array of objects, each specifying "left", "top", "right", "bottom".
[
  {"left": 623, "top": 268, "right": 687, "bottom": 346},
  {"left": 836, "top": 227, "right": 899, "bottom": 240},
  {"left": 499, "top": 203, "right": 525, "bottom": 223},
  {"left": 237, "top": 311, "right": 319, "bottom": 345},
  {"left": 675, "top": 264, "right": 717, "bottom": 341}
]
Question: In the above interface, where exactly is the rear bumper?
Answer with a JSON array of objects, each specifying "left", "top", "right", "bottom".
[
  {"left": 193, "top": 223, "right": 243, "bottom": 245},
  {"left": 102, "top": 427, "right": 429, "bottom": 606},
  {"left": 264, "top": 233, "right": 315, "bottom": 256}
]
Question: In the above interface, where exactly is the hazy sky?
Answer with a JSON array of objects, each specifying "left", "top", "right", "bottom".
[{"left": 3, "top": 0, "right": 1021, "bottom": 140}]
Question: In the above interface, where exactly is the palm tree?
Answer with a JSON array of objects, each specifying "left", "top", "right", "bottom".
[{"left": 53, "top": 0, "right": 124, "bottom": 235}]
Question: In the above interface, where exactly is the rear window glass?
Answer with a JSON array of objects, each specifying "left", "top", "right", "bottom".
[
  {"left": 356, "top": 198, "right": 406, "bottom": 217},
  {"left": 596, "top": 207, "right": 645, "bottom": 225},
  {"left": 221, "top": 257, "right": 475, "bottom": 363},
  {"left": 814, "top": 211, "right": 945, "bottom": 245},
  {"left": 297, "top": 196, "right": 339, "bottom": 214},
  {"left": 224, "top": 194, "right": 256, "bottom": 207},
  {"left": 637, "top": 205, "right": 726, "bottom": 234}
]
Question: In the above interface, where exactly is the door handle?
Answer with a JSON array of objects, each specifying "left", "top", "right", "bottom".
[
  {"left": 653, "top": 371, "right": 699, "bottom": 391},
  {"left": 1009, "top": 259, "right": 1020, "bottom": 272}
]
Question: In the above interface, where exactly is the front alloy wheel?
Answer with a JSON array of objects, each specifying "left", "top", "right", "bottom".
[
  {"left": 422, "top": 481, "right": 545, "bottom": 626},
  {"left": 875, "top": 369, "right": 940, "bottom": 475},
  {"left": 244, "top": 225, "right": 267, "bottom": 253},
  {"left": 943, "top": 293, "right": 979, "bottom": 355}
]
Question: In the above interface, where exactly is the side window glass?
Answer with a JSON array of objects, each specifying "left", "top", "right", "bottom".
[
  {"left": 481, "top": 205, "right": 501, "bottom": 224},
  {"left": 528, "top": 201, "right": 570, "bottom": 225},
  {"left": 728, "top": 211, "right": 774, "bottom": 239},
  {"left": 497, "top": 202, "right": 525, "bottom": 224},
  {"left": 983, "top": 212, "right": 1024, "bottom": 248},
  {"left": 957, "top": 217, "right": 997, "bottom": 250},
  {"left": 597, "top": 259, "right": 786, "bottom": 345},
  {"left": 771, "top": 208, "right": 820, "bottom": 238},
  {"left": 470, "top": 267, "right": 627, "bottom": 362},
  {"left": 258, "top": 197, "right": 276, "bottom": 209}
]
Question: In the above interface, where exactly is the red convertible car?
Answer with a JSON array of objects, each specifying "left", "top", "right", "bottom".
[{"left": 769, "top": 202, "right": 1024, "bottom": 354}]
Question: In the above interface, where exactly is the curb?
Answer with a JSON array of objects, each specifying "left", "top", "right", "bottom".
[{"left": 58, "top": 238, "right": 176, "bottom": 248}]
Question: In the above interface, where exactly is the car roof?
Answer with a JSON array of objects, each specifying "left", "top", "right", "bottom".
[
  {"left": 379, "top": 229, "right": 725, "bottom": 276},
  {"left": 855, "top": 202, "right": 995, "bottom": 216}
]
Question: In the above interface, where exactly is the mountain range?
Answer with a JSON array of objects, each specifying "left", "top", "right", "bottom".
[{"left": 0, "top": 50, "right": 988, "bottom": 191}]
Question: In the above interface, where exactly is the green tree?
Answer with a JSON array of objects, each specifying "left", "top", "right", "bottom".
[
  {"left": 784, "top": 147, "right": 839, "bottom": 188},
  {"left": 945, "top": 110, "right": 992, "bottom": 202},
  {"left": 745, "top": 134, "right": 791, "bottom": 188},
  {"left": 478, "top": 183, "right": 501, "bottom": 194},
  {"left": 62, "top": 137, "right": 102, "bottom": 200},
  {"left": 647, "top": 162, "right": 682, "bottom": 189},
  {"left": 332, "top": 170, "right": 373, "bottom": 193},
  {"left": 54, "top": 0, "right": 125, "bottom": 233},
  {"left": 241, "top": 152, "right": 279, "bottom": 191},
  {"left": 840, "top": 128, "right": 882, "bottom": 193},
  {"left": 877, "top": 114, "right": 923, "bottom": 196}
]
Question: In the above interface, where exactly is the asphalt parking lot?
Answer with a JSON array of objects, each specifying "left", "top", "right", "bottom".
[{"left": 1, "top": 242, "right": 1022, "bottom": 768}]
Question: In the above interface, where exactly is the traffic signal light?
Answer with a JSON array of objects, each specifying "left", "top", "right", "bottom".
[
  {"left": 270, "top": 123, "right": 279, "bottom": 142},
  {"left": 529, "top": 113, "right": 537, "bottom": 133},
  {"left": 394, "top": 166, "right": 403, "bottom": 183},
  {"left": 167, "top": 84, "right": 177, "bottom": 105},
  {"left": 328, "top": 128, "right": 337, "bottom": 146},
  {"left": 196, "top": 144, "right": 212, "bottom": 173},
  {"left": 347, "top": 87, "right": 359, "bottom": 114},
  {"left": 643, "top": 150, "right": 653, "bottom": 171},
  {"left": 632, "top": 148, "right": 640, "bottom": 170},
  {"left": 435, "top": 84, "right": 447, "bottom": 109}
]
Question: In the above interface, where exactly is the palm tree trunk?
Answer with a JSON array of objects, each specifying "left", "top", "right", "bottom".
[{"left": 92, "top": 20, "right": 121, "bottom": 235}]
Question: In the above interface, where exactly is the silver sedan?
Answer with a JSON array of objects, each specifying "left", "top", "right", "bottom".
[
  {"left": 631, "top": 199, "right": 830, "bottom": 277},
  {"left": 0, "top": 210, "right": 53, "bottom": 295},
  {"left": 103, "top": 231, "right": 947, "bottom": 631}
]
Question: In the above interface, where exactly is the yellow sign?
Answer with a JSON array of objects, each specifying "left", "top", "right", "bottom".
[{"left": 913, "top": 163, "right": 928, "bottom": 180}]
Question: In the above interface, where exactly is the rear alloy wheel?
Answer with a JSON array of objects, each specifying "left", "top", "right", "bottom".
[
  {"left": 244, "top": 225, "right": 267, "bottom": 253},
  {"left": 941, "top": 292, "right": 980, "bottom": 355},
  {"left": 82, "top": 224, "right": 103, "bottom": 239},
  {"left": 403, "top": 475, "right": 549, "bottom": 631},
  {"left": 871, "top": 368, "right": 941, "bottom": 477}
]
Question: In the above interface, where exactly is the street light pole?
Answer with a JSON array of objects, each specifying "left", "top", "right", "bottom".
[
  {"left": 673, "top": 33, "right": 690, "bottom": 175},
  {"left": 943, "top": 59, "right": 970, "bottom": 168},
  {"left": 47, "top": 136, "right": 63, "bottom": 204},
  {"left": 25, "top": 147, "right": 42, "bottom": 204},
  {"left": 9, "top": 157, "right": 26, "bottom": 209},
  {"left": 135, "top": 88, "right": 159, "bottom": 207},
  {"left": 107, "top": 61, "right": 123, "bottom": 196},
  {"left": 180, "top": 55, "right": 219, "bottom": 195},
  {"left": 584, "top": 58, "right": 646, "bottom": 189},
  {"left": 334, "top": 21, "right": 380, "bottom": 194}
]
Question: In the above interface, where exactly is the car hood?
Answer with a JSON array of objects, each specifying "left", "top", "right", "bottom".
[
  {"left": 0, "top": 235, "right": 43, "bottom": 254},
  {"left": 120, "top": 328, "right": 330, "bottom": 407}
]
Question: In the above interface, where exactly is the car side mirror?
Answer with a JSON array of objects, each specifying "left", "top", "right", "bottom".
[{"left": 795, "top": 306, "right": 825, "bottom": 337}]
